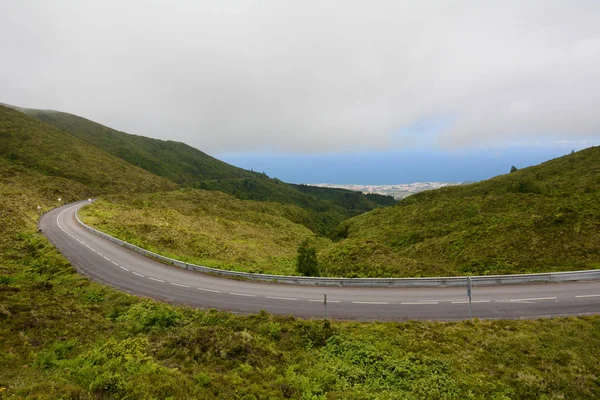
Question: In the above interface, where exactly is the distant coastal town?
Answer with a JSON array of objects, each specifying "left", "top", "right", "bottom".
[{"left": 308, "top": 182, "right": 463, "bottom": 199}]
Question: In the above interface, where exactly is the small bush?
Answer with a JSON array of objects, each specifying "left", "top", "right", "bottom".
[
  {"left": 296, "top": 239, "right": 320, "bottom": 276},
  {"left": 117, "top": 301, "right": 182, "bottom": 333}
]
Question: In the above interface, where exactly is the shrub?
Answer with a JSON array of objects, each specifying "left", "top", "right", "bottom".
[
  {"left": 117, "top": 301, "right": 182, "bottom": 333},
  {"left": 296, "top": 239, "right": 320, "bottom": 276}
]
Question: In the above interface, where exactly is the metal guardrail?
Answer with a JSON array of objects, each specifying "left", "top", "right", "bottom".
[{"left": 75, "top": 207, "right": 600, "bottom": 287}]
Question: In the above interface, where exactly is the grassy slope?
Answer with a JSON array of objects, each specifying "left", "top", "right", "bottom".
[
  {"left": 2, "top": 105, "right": 600, "bottom": 398},
  {"left": 17, "top": 106, "right": 395, "bottom": 236},
  {"left": 81, "top": 148, "right": 600, "bottom": 278},
  {"left": 80, "top": 190, "right": 326, "bottom": 275},
  {"left": 2, "top": 186, "right": 600, "bottom": 399},
  {"left": 320, "top": 147, "right": 600, "bottom": 277},
  {"left": 0, "top": 106, "right": 176, "bottom": 197},
  {"left": 20, "top": 107, "right": 251, "bottom": 184}
]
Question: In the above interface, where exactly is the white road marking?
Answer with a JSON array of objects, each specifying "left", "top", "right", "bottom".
[
  {"left": 575, "top": 294, "right": 600, "bottom": 298},
  {"left": 97, "top": 252, "right": 103, "bottom": 257},
  {"left": 267, "top": 296, "right": 298, "bottom": 301},
  {"left": 132, "top": 271, "right": 144, "bottom": 277},
  {"left": 120, "top": 266, "right": 129, "bottom": 271},
  {"left": 111, "top": 261, "right": 118, "bottom": 266},
  {"left": 198, "top": 288, "right": 221, "bottom": 293},
  {"left": 149, "top": 277, "right": 165, "bottom": 283},
  {"left": 103, "top": 256, "right": 110, "bottom": 261},
  {"left": 310, "top": 300, "right": 342, "bottom": 303},
  {"left": 401, "top": 301, "right": 439, "bottom": 305},
  {"left": 510, "top": 297, "right": 557, "bottom": 302},
  {"left": 170, "top": 282, "right": 189, "bottom": 288},
  {"left": 353, "top": 301, "right": 389, "bottom": 305},
  {"left": 229, "top": 292, "right": 256, "bottom": 297},
  {"left": 451, "top": 300, "right": 491, "bottom": 304}
]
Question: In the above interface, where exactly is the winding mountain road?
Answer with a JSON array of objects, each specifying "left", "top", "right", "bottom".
[{"left": 40, "top": 201, "right": 600, "bottom": 321}]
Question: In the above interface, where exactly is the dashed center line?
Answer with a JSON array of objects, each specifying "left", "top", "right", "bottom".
[
  {"left": 111, "top": 261, "right": 118, "bottom": 266},
  {"left": 120, "top": 266, "right": 129, "bottom": 271},
  {"left": 170, "top": 282, "right": 189, "bottom": 288},
  {"left": 401, "top": 301, "right": 439, "bottom": 305},
  {"left": 229, "top": 292, "right": 256, "bottom": 297},
  {"left": 452, "top": 300, "right": 491, "bottom": 304},
  {"left": 266, "top": 296, "right": 298, "bottom": 301},
  {"left": 149, "top": 277, "right": 165, "bottom": 283},
  {"left": 353, "top": 301, "right": 389, "bottom": 305},
  {"left": 510, "top": 297, "right": 557, "bottom": 302},
  {"left": 575, "top": 294, "right": 600, "bottom": 298},
  {"left": 308, "top": 299, "right": 341, "bottom": 303},
  {"left": 198, "top": 288, "right": 221, "bottom": 293},
  {"left": 132, "top": 271, "right": 144, "bottom": 277}
]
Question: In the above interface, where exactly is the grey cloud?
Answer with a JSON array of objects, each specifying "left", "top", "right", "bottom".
[{"left": 1, "top": 0, "right": 599, "bottom": 152}]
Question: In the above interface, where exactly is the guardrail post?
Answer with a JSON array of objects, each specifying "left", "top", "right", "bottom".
[
  {"left": 324, "top": 293, "right": 328, "bottom": 319},
  {"left": 467, "top": 276, "right": 472, "bottom": 320}
]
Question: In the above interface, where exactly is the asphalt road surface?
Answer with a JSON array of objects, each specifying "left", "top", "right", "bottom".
[{"left": 40, "top": 201, "right": 600, "bottom": 321}]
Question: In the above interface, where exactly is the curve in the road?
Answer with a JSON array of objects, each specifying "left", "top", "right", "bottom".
[{"left": 41, "top": 201, "right": 600, "bottom": 321}]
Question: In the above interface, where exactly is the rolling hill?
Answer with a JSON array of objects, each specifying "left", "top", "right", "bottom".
[
  {"left": 16, "top": 106, "right": 255, "bottom": 184},
  {"left": 79, "top": 189, "right": 326, "bottom": 275},
  {"left": 0, "top": 106, "right": 176, "bottom": 198},
  {"left": 319, "top": 147, "right": 600, "bottom": 277},
  {"left": 11, "top": 105, "right": 395, "bottom": 235},
  {"left": 2, "top": 103, "right": 600, "bottom": 399}
]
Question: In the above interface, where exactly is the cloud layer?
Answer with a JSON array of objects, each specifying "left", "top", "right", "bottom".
[{"left": 2, "top": 1, "right": 599, "bottom": 152}]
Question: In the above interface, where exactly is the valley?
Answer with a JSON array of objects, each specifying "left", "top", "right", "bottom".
[{"left": 1, "top": 104, "right": 599, "bottom": 398}]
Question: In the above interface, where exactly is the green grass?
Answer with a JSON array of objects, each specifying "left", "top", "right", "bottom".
[
  {"left": 0, "top": 106, "right": 176, "bottom": 196},
  {"left": 21, "top": 106, "right": 256, "bottom": 183},
  {"left": 2, "top": 230, "right": 600, "bottom": 398},
  {"left": 2, "top": 104, "right": 600, "bottom": 398},
  {"left": 79, "top": 189, "right": 327, "bottom": 275},
  {"left": 319, "top": 147, "right": 600, "bottom": 277}
]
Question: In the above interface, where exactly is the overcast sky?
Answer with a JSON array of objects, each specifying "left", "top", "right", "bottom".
[{"left": 2, "top": 1, "right": 600, "bottom": 180}]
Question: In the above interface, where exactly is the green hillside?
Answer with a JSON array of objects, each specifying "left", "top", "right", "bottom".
[
  {"left": 320, "top": 147, "right": 600, "bottom": 277},
  {"left": 2, "top": 173, "right": 600, "bottom": 400},
  {"left": 2, "top": 103, "right": 600, "bottom": 398},
  {"left": 291, "top": 183, "right": 397, "bottom": 211},
  {"left": 0, "top": 105, "right": 176, "bottom": 197},
  {"left": 79, "top": 189, "right": 327, "bottom": 275},
  {"left": 19, "top": 107, "right": 254, "bottom": 184},
  {"left": 16, "top": 106, "right": 395, "bottom": 235}
]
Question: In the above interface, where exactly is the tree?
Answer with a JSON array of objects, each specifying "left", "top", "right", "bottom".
[
  {"left": 296, "top": 240, "right": 320, "bottom": 277},
  {"left": 510, "top": 165, "right": 518, "bottom": 173}
]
